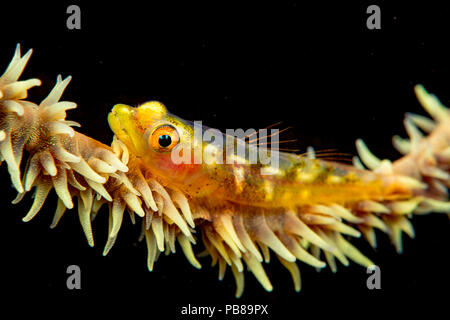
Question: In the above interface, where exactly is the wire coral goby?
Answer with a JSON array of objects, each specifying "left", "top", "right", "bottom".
[{"left": 0, "top": 45, "right": 449, "bottom": 297}]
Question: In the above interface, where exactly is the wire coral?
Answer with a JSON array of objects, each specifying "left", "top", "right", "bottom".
[{"left": 0, "top": 45, "right": 448, "bottom": 297}]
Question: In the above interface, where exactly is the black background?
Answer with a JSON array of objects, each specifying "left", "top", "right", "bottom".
[{"left": 0, "top": 1, "right": 449, "bottom": 318}]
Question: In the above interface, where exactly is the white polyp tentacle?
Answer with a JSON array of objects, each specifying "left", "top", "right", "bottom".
[
  {"left": 355, "top": 138, "right": 381, "bottom": 170},
  {"left": 40, "top": 75, "right": 73, "bottom": 109},
  {"left": 0, "top": 45, "right": 41, "bottom": 100},
  {"left": 3, "top": 100, "right": 24, "bottom": 116},
  {"left": 414, "top": 84, "right": 449, "bottom": 122},
  {"left": 0, "top": 44, "right": 33, "bottom": 85}
]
